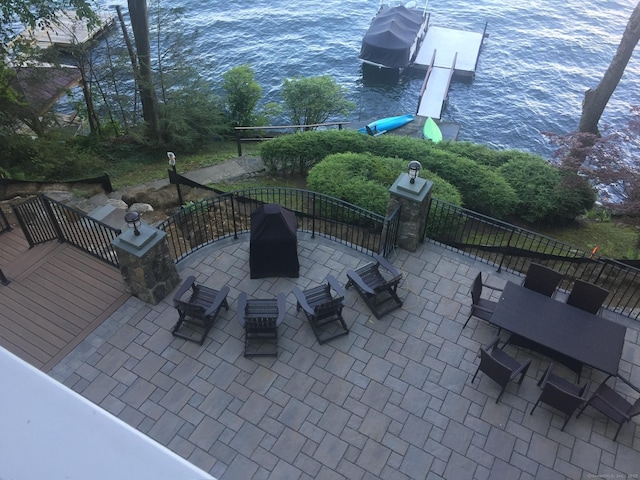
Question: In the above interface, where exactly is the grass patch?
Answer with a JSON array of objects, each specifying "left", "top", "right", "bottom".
[
  {"left": 104, "top": 141, "right": 261, "bottom": 190},
  {"left": 208, "top": 173, "right": 307, "bottom": 193},
  {"left": 536, "top": 219, "right": 640, "bottom": 260}
]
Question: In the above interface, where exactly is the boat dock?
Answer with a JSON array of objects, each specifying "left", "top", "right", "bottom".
[
  {"left": 414, "top": 23, "right": 487, "bottom": 119},
  {"left": 14, "top": 10, "right": 114, "bottom": 50}
]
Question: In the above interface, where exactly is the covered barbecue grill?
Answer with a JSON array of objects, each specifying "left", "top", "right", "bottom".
[{"left": 250, "top": 204, "right": 299, "bottom": 279}]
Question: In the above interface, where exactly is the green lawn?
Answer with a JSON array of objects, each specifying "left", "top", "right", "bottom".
[
  {"left": 103, "top": 142, "right": 261, "bottom": 190},
  {"left": 536, "top": 220, "right": 639, "bottom": 260}
]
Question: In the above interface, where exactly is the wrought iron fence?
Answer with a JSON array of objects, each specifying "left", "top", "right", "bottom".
[
  {"left": 158, "top": 188, "right": 400, "bottom": 262},
  {"left": 12, "top": 194, "right": 121, "bottom": 267},
  {"left": 426, "top": 198, "right": 640, "bottom": 319}
]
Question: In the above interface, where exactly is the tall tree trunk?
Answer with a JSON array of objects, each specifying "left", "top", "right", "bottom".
[
  {"left": 579, "top": 2, "right": 640, "bottom": 134},
  {"left": 127, "top": 0, "right": 160, "bottom": 141}
]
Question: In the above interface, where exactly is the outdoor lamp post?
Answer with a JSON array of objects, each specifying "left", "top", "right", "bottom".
[
  {"left": 167, "top": 151, "right": 185, "bottom": 206},
  {"left": 125, "top": 211, "right": 141, "bottom": 236},
  {"left": 408, "top": 161, "right": 422, "bottom": 184}
]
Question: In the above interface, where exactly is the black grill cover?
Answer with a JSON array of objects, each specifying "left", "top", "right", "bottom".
[
  {"left": 250, "top": 204, "right": 299, "bottom": 279},
  {"left": 359, "top": 6, "right": 424, "bottom": 69}
]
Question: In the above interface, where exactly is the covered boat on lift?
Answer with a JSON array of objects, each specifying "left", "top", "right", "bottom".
[{"left": 359, "top": 3, "right": 428, "bottom": 71}]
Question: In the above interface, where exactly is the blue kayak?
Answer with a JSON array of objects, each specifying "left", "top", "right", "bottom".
[{"left": 358, "top": 114, "right": 414, "bottom": 136}]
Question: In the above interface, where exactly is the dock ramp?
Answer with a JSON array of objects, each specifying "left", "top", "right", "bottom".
[{"left": 416, "top": 51, "right": 456, "bottom": 119}]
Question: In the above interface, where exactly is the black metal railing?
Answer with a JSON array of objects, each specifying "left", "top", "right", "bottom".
[
  {"left": 158, "top": 188, "right": 400, "bottom": 262},
  {"left": 234, "top": 122, "right": 349, "bottom": 156},
  {"left": 426, "top": 198, "right": 640, "bottom": 319},
  {"left": 12, "top": 194, "right": 121, "bottom": 267},
  {"left": 0, "top": 208, "right": 12, "bottom": 234}
]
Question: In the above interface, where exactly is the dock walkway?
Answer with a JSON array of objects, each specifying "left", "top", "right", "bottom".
[
  {"left": 413, "top": 24, "right": 486, "bottom": 120},
  {"left": 13, "top": 10, "right": 114, "bottom": 50}
]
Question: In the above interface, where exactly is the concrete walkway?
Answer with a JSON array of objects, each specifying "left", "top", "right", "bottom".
[{"left": 49, "top": 236, "right": 640, "bottom": 480}]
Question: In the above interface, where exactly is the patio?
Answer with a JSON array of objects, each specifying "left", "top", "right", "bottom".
[{"left": 48, "top": 235, "right": 640, "bottom": 479}]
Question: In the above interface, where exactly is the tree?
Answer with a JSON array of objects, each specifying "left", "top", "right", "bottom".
[
  {"left": 127, "top": 0, "right": 160, "bottom": 141},
  {"left": 280, "top": 76, "right": 355, "bottom": 130},
  {"left": 545, "top": 113, "right": 640, "bottom": 216},
  {"left": 222, "top": 65, "right": 262, "bottom": 127},
  {"left": 0, "top": 1, "right": 96, "bottom": 135},
  {"left": 579, "top": 2, "right": 640, "bottom": 134}
]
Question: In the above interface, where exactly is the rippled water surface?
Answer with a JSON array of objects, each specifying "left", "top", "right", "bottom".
[{"left": 103, "top": 0, "right": 639, "bottom": 158}]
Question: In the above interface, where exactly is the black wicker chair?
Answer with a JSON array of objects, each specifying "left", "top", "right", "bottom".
[
  {"left": 345, "top": 254, "right": 403, "bottom": 319},
  {"left": 292, "top": 275, "right": 349, "bottom": 344},
  {"left": 471, "top": 337, "right": 531, "bottom": 403},
  {"left": 566, "top": 279, "right": 609, "bottom": 315},
  {"left": 172, "top": 276, "right": 230, "bottom": 345},
  {"left": 530, "top": 363, "right": 591, "bottom": 431},
  {"left": 463, "top": 272, "right": 503, "bottom": 329},
  {"left": 522, "top": 263, "right": 563, "bottom": 297},
  {"left": 576, "top": 374, "right": 640, "bottom": 441}
]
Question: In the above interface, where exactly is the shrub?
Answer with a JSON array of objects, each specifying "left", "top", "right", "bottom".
[
  {"left": 498, "top": 157, "right": 563, "bottom": 223},
  {"left": 307, "top": 152, "right": 461, "bottom": 215},
  {"left": 549, "top": 173, "right": 597, "bottom": 224},
  {"left": 0, "top": 134, "right": 98, "bottom": 180},
  {"left": 261, "top": 130, "right": 367, "bottom": 173},
  {"left": 280, "top": 76, "right": 355, "bottom": 128},
  {"left": 498, "top": 157, "right": 595, "bottom": 224},
  {"left": 221, "top": 65, "right": 262, "bottom": 127},
  {"left": 260, "top": 130, "right": 596, "bottom": 223},
  {"left": 435, "top": 141, "right": 541, "bottom": 168}
]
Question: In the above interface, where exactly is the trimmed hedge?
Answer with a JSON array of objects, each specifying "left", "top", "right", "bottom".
[
  {"left": 260, "top": 130, "right": 595, "bottom": 223},
  {"left": 307, "top": 152, "right": 462, "bottom": 215},
  {"left": 261, "top": 130, "right": 517, "bottom": 218}
]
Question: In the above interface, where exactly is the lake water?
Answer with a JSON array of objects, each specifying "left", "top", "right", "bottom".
[{"left": 101, "top": 0, "right": 639, "bottom": 159}]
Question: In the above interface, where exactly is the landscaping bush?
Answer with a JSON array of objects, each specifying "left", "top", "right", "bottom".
[
  {"left": 0, "top": 134, "right": 98, "bottom": 180},
  {"left": 260, "top": 129, "right": 594, "bottom": 224},
  {"left": 307, "top": 152, "right": 461, "bottom": 216},
  {"left": 498, "top": 157, "right": 595, "bottom": 224},
  {"left": 497, "top": 157, "right": 564, "bottom": 224},
  {"left": 261, "top": 130, "right": 367, "bottom": 173},
  {"left": 434, "top": 141, "right": 541, "bottom": 168}
]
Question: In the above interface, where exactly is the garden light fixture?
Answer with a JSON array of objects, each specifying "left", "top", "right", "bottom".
[
  {"left": 408, "top": 161, "right": 422, "bottom": 184},
  {"left": 125, "top": 211, "right": 141, "bottom": 236}
]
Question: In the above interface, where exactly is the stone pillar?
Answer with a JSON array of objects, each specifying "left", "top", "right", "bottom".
[
  {"left": 387, "top": 173, "right": 433, "bottom": 252},
  {"left": 112, "top": 223, "right": 180, "bottom": 305}
]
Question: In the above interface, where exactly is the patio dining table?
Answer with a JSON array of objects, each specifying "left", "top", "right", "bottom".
[{"left": 490, "top": 282, "right": 626, "bottom": 377}]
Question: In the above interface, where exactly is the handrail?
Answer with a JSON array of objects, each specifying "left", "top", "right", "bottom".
[
  {"left": 158, "top": 187, "right": 400, "bottom": 263},
  {"left": 234, "top": 122, "right": 349, "bottom": 131},
  {"left": 425, "top": 198, "right": 640, "bottom": 320},
  {"left": 417, "top": 49, "right": 437, "bottom": 109},
  {"left": 234, "top": 122, "right": 349, "bottom": 156},
  {"left": 11, "top": 194, "right": 122, "bottom": 267}
]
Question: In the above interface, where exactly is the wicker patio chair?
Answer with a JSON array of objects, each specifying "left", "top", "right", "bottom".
[
  {"left": 530, "top": 363, "right": 591, "bottom": 431},
  {"left": 471, "top": 336, "right": 531, "bottom": 403}
]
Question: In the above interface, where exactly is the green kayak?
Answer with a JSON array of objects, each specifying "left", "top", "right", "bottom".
[{"left": 423, "top": 117, "right": 443, "bottom": 143}]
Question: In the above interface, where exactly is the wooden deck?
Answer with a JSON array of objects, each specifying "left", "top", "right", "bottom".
[{"left": 0, "top": 224, "right": 129, "bottom": 372}]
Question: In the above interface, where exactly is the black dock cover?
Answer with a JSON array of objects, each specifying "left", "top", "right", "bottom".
[
  {"left": 250, "top": 204, "right": 299, "bottom": 279},
  {"left": 359, "top": 6, "right": 425, "bottom": 69}
]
